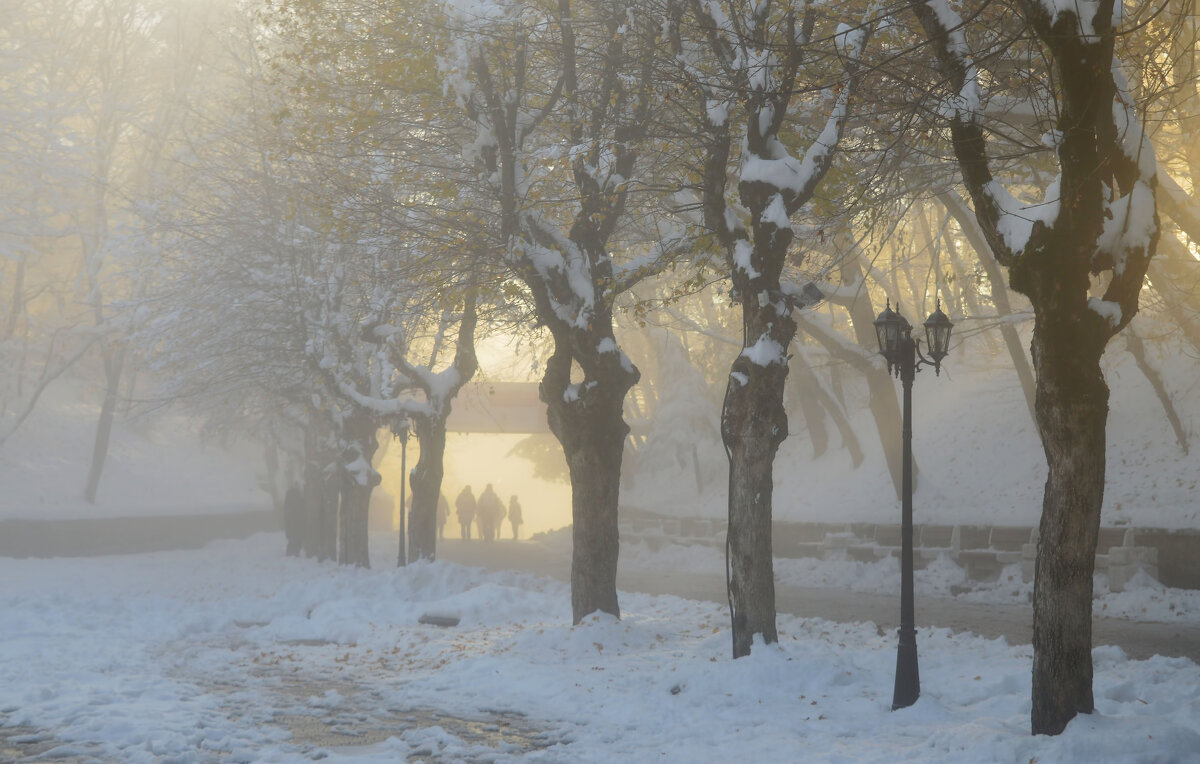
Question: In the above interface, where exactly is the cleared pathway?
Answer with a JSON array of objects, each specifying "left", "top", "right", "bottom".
[{"left": 437, "top": 539, "right": 1200, "bottom": 664}]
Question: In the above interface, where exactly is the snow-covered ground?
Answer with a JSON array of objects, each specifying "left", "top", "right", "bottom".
[{"left": 2, "top": 532, "right": 1199, "bottom": 763}]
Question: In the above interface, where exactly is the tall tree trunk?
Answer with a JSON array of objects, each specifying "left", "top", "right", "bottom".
[
  {"left": 301, "top": 464, "right": 320, "bottom": 558},
  {"left": 1030, "top": 308, "right": 1108, "bottom": 735},
  {"left": 338, "top": 476, "right": 371, "bottom": 568},
  {"left": 264, "top": 443, "right": 283, "bottom": 512},
  {"left": 541, "top": 347, "right": 634, "bottom": 624},
  {"left": 337, "top": 418, "right": 377, "bottom": 568},
  {"left": 409, "top": 419, "right": 446, "bottom": 562},
  {"left": 560, "top": 402, "right": 626, "bottom": 624},
  {"left": 400, "top": 292, "right": 477, "bottom": 562},
  {"left": 83, "top": 346, "right": 125, "bottom": 503},
  {"left": 722, "top": 332, "right": 789, "bottom": 657}
]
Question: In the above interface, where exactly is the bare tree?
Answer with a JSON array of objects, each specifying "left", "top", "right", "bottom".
[
  {"left": 445, "top": 0, "right": 686, "bottom": 622},
  {"left": 681, "top": 0, "right": 869, "bottom": 657},
  {"left": 911, "top": 0, "right": 1160, "bottom": 734}
]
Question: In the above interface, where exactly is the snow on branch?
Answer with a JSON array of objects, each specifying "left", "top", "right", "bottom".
[
  {"left": 335, "top": 377, "right": 433, "bottom": 420},
  {"left": 612, "top": 229, "right": 695, "bottom": 295},
  {"left": 519, "top": 212, "right": 597, "bottom": 330}
]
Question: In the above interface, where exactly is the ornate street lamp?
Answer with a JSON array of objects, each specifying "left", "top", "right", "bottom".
[{"left": 872, "top": 299, "right": 953, "bottom": 710}]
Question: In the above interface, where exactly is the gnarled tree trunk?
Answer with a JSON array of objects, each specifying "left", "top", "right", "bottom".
[
  {"left": 722, "top": 334, "right": 790, "bottom": 656},
  {"left": 408, "top": 419, "right": 446, "bottom": 562},
  {"left": 541, "top": 345, "right": 637, "bottom": 623},
  {"left": 531, "top": 339, "right": 633, "bottom": 620},
  {"left": 1029, "top": 300, "right": 1108, "bottom": 734},
  {"left": 337, "top": 415, "right": 378, "bottom": 568},
  {"left": 404, "top": 294, "right": 477, "bottom": 562}
]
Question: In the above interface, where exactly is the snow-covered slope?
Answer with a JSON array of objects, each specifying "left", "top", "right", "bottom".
[
  {"left": 626, "top": 326, "right": 1200, "bottom": 530},
  {"left": 0, "top": 376, "right": 266, "bottom": 520}
]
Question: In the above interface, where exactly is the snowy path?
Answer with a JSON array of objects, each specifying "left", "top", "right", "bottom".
[
  {"left": 2, "top": 533, "right": 1199, "bottom": 762},
  {"left": 439, "top": 539, "right": 1200, "bottom": 663}
]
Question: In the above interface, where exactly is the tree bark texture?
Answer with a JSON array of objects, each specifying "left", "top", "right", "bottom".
[
  {"left": 400, "top": 293, "right": 476, "bottom": 562},
  {"left": 337, "top": 415, "right": 378, "bottom": 568},
  {"left": 338, "top": 476, "right": 371, "bottom": 568},
  {"left": 1029, "top": 304, "right": 1108, "bottom": 735},
  {"left": 722, "top": 334, "right": 789, "bottom": 657},
  {"left": 541, "top": 345, "right": 637, "bottom": 624},
  {"left": 408, "top": 419, "right": 447, "bottom": 562},
  {"left": 913, "top": 0, "right": 1158, "bottom": 735}
]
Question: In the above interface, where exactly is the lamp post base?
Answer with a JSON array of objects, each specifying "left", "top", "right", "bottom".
[{"left": 892, "top": 626, "right": 920, "bottom": 710}]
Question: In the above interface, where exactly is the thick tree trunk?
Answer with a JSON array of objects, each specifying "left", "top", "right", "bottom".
[
  {"left": 83, "top": 347, "right": 126, "bottom": 503},
  {"left": 1029, "top": 307, "right": 1108, "bottom": 736},
  {"left": 562, "top": 413, "right": 624, "bottom": 623},
  {"left": 722, "top": 348, "right": 787, "bottom": 658},
  {"left": 337, "top": 420, "right": 378, "bottom": 568},
  {"left": 542, "top": 349, "right": 634, "bottom": 624},
  {"left": 409, "top": 419, "right": 447, "bottom": 562},
  {"left": 338, "top": 477, "right": 371, "bottom": 568}
]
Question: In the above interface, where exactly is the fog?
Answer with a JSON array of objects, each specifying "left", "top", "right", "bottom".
[{"left": 4, "top": 0, "right": 1200, "bottom": 758}]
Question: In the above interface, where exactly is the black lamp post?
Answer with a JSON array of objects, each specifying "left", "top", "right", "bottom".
[
  {"left": 872, "top": 299, "right": 953, "bottom": 710},
  {"left": 393, "top": 418, "right": 410, "bottom": 568}
]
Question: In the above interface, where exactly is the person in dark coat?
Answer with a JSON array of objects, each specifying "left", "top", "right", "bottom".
[
  {"left": 508, "top": 495, "right": 523, "bottom": 540},
  {"left": 455, "top": 486, "right": 476, "bottom": 540},
  {"left": 477, "top": 484, "right": 505, "bottom": 542}
]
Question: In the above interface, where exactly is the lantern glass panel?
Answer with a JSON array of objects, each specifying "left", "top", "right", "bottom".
[
  {"left": 923, "top": 306, "right": 953, "bottom": 358},
  {"left": 873, "top": 304, "right": 904, "bottom": 357}
]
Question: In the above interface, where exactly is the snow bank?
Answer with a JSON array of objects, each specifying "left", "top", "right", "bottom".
[{"left": 1, "top": 533, "right": 1198, "bottom": 762}]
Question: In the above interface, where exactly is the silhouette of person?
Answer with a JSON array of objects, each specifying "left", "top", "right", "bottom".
[
  {"left": 508, "top": 495, "right": 523, "bottom": 540},
  {"left": 455, "top": 486, "right": 476, "bottom": 540}
]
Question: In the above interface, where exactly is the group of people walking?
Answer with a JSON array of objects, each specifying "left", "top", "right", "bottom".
[{"left": 436, "top": 484, "right": 523, "bottom": 541}]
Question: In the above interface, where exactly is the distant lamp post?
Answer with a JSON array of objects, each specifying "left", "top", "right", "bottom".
[
  {"left": 393, "top": 417, "right": 410, "bottom": 568},
  {"left": 872, "top": 299, "right": 953, "bottom": 710}
]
